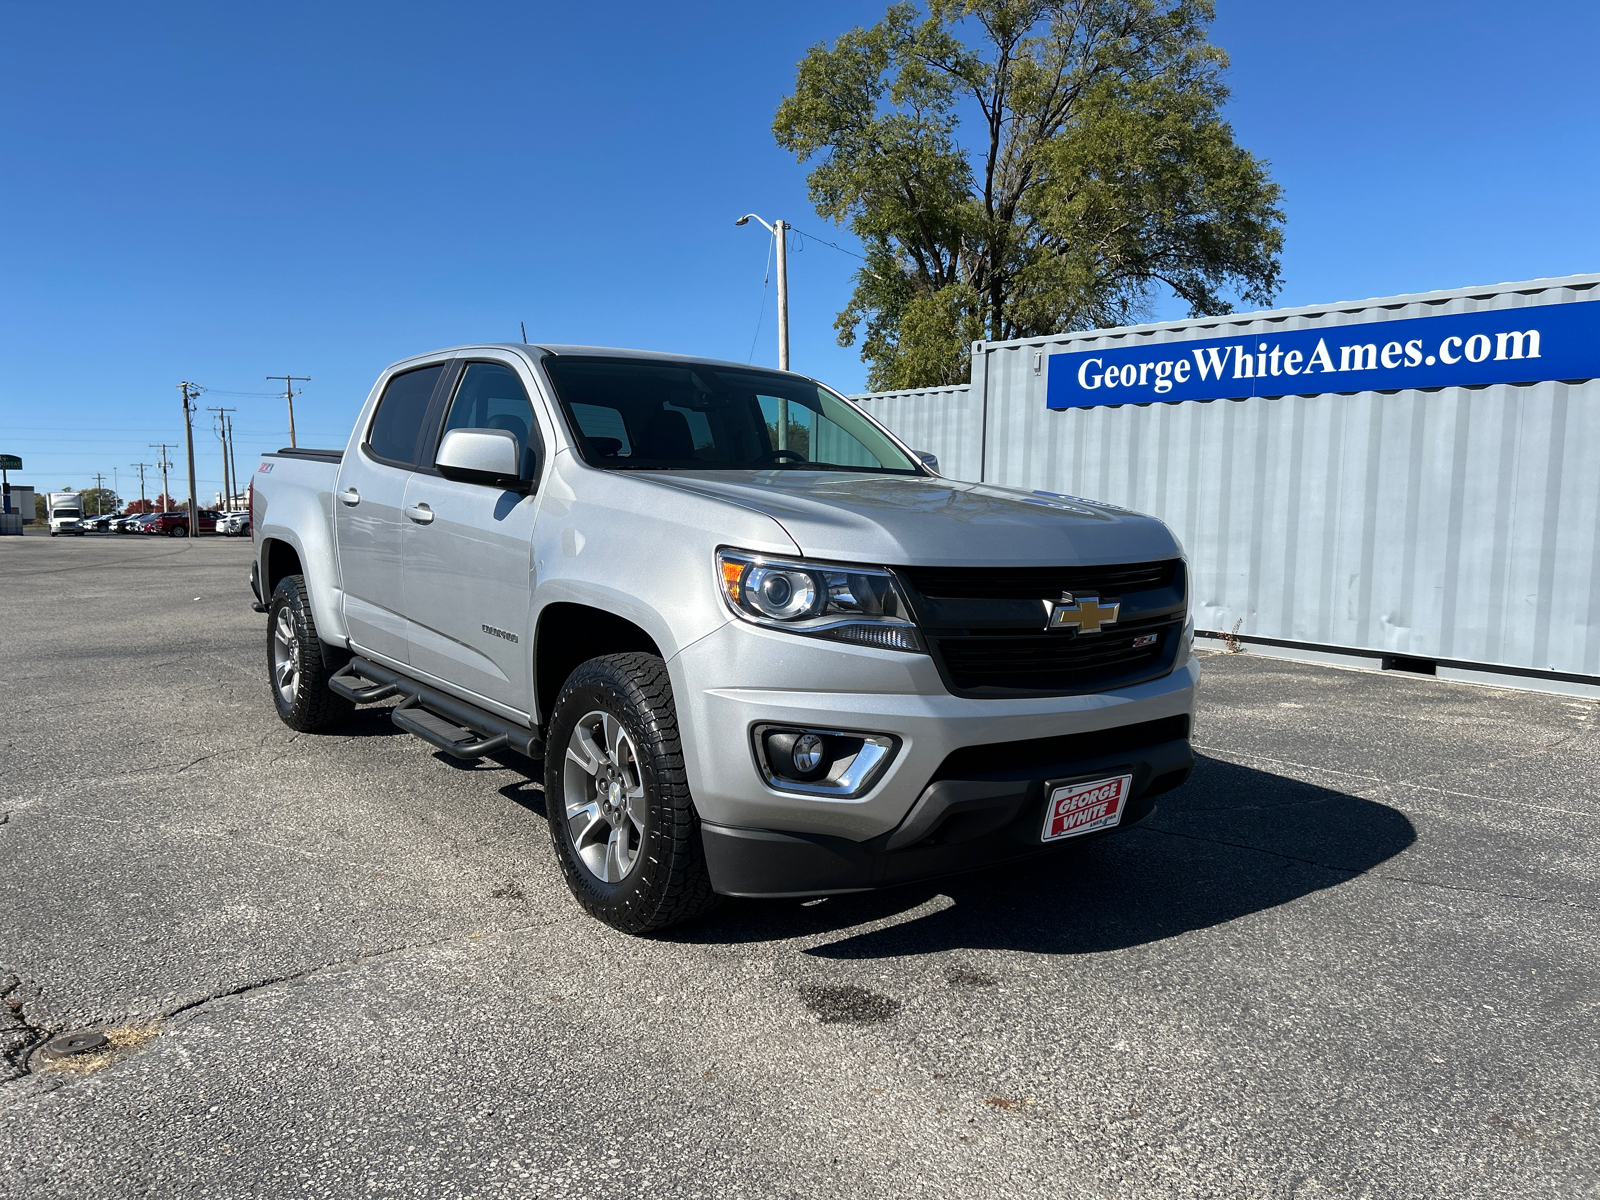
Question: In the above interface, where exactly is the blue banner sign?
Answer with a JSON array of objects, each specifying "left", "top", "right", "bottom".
[{"left": 1047, "top": 299, "right": 1600, "bottom": 409}]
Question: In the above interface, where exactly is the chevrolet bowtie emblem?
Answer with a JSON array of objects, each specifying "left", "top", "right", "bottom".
[{"left": 1046, "top": 592, "right": 1120, "bottom": 634}]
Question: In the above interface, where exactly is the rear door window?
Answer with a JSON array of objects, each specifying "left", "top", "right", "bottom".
[{"left": 367, "top": 364, "right": 446, "bottom": 465}]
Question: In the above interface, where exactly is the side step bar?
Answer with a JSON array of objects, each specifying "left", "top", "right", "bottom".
[{"left": 328, "top": 657, "right": 542, "bottom": 762}]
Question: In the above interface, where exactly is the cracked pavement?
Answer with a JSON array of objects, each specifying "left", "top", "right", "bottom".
[{"left": 1, "top": 534, "right": 1597, "bottom": 1198}]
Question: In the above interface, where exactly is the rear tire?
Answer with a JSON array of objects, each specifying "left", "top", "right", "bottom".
[
  {"left": 544, "top": 653, "right": 719, "bottom": 934},
  {"left": 267, "top": 574, "right": 353, "bottom": 732},
  {"left": 168, "top": 525, "right": 185, "bottom": 538}
]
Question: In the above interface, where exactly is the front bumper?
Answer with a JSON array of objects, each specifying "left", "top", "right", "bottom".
[
  {"left": 669, "top": 617, "right": 1199, "bottom": 894},
  {"left": 700, "top": 724, "right": 1191, "bottom": 897}
]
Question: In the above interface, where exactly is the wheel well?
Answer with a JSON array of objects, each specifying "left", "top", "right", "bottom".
[
  {"left": 536, "top": 603, "right": 662, "bottom": 725},
  {"left": 263, "top": 538, "right": 303, "bottom": 596}
]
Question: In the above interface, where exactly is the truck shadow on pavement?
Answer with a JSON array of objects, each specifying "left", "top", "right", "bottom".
[{"left": 671, "top": 754, "right": 1417, "bottom": 958}]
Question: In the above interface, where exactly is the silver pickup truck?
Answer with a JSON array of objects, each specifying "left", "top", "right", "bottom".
[{"left": 249, "top": 344, "right": 1197, "bottom": 932}]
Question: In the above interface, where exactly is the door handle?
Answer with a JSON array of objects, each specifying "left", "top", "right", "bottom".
[
  {"left": 339, "top": 488, "right": 360, "bottom": 506},
  {"left": 404, "top": 502, "right": 435, "bottom": 524}
]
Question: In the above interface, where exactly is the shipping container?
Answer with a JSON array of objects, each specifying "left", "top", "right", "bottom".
[{"left": 855, "top": 273, "right": 1600, "bottom": 696}]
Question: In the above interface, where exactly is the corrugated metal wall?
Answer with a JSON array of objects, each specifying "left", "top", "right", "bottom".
[
  {"left": 856, "top": 274, "right": 1600, "bottom": 681},
  {"left": 851, "top": 382, "right": 981, "bottom": 483}
]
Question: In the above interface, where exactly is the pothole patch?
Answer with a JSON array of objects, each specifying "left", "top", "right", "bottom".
[
  {"left": 33, "top": 1024, "right": 160, "bottom": 1076},
  {"left": 799, "top": 984, "right": 901, "bottom": 1025}
]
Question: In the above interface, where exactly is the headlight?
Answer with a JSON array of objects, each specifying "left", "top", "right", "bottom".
[{"left": 717, "top": 549, "right": 924, "bottom": 653}]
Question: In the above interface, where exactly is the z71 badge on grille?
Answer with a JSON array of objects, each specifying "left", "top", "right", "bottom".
[{"left": 1046, "top": 592, "right": 1120, "bottom": 633}]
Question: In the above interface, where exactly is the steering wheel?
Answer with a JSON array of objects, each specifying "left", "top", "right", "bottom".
[{"left": 758, "top": 449, "right": 808, "bottom": 464}]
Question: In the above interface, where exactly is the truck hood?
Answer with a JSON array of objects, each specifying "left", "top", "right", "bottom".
[{"left": 638, "top": 471, "right": 1180, "bottom": 566}]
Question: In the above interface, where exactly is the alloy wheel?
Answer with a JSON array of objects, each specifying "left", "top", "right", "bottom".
[
  {"left": 271, "top": 607, "right": 301, "bottom": 705},
  {"left": 561, "top": 709, "right": 646, "bottom": 883}
]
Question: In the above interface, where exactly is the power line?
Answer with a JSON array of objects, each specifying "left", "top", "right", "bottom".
[
  {"left": 747, "top": 227, "right": 775, "bottom": 364},
  {"left": 786, "top": 223, "right": 867, "bottom": 261}
]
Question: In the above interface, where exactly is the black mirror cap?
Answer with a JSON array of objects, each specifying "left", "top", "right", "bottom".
[{"left": 436, "top": 461, "right": 536, "bottom": 493}]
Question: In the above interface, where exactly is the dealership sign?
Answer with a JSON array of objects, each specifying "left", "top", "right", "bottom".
[{"left": 1047, "top": 299, "right": 1600, "bottom": 409}]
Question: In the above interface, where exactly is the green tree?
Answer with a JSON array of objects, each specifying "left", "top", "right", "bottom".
[
  {"left": 76, "top": 487, "right": 120, "bottom": 517},
  {"left": 774, "top": 0, "right": 1284, "bottom": 391}
]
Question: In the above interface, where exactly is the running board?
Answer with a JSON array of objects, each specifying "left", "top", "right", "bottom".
[
  {"left": 328, "top": 662, "right": 399, "bottom": 703},
  {"left": 330, "top": 657, "right": 542, "bottom": 762}
]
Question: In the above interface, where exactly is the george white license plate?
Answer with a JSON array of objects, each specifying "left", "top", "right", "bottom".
[{"left": 1041, "top": 773, "right": 1133, "bottom": 842}]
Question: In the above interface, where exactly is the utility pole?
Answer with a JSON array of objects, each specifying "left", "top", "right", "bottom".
[
  {"left": 734, "top": 213, "right": 791, "bottom": 448},
  {"left": 131, "top": 462, "right": 150, "bottom": 513},
  {"left": 149, "top": 444, "right": 173, "bottom": 515},
  {"left": 225, "top": 413, "right": 239, "bottom": 508},
  {"left": 775, "top": 219, "right": 789, "bottom": 373},
  {"left": 266, "top": 375, "right": 310, "bottom": 448},
  {"left": 178, "top": 382, "right": 200, "bottom": 537},
  {"left": 91, "top": 473, "right": 105, "bottom": 516},
  {"left": 208, "top": 406, "right": 235, "bottom": 511}
]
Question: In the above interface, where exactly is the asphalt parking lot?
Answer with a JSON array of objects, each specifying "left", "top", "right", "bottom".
[{"left": 1, "top": 534, "right": 1596, "bottom": 1199}]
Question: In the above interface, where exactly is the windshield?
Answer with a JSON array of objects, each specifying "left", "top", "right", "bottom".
[{"left": 541, "top": 357, "right": 921, "bottom": 474}]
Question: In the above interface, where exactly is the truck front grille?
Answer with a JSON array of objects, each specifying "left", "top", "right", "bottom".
[
  {"left": 898, "top": 561, "right": 1176, "bottom": 600},
  {"left": 927, "top": 621, "right": 1177, "bottom": 695},
  {"left": 897, "top": 559, "right": 1186, "bottom": 698}
]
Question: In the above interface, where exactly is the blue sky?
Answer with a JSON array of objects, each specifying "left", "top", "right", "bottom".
[{"left": 3, "top": 0, "right": 1596, "bottom": 504}]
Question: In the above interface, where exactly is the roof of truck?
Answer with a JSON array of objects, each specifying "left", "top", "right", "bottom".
[{"left": 416, "top": 343, "right": 795, "bottom": 376}]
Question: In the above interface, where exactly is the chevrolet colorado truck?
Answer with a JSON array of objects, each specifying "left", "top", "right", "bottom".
[{"left": 249, "top": 344, "right": 1197, "bottom": 932}]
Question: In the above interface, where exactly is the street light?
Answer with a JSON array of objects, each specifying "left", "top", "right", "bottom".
[{"left": 735, "top": 213, "right": 789, "bottom": 373}]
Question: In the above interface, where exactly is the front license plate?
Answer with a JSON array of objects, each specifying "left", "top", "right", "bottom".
[{"left": 1041, "top": 774, "right": 1133, "bottom": 842}]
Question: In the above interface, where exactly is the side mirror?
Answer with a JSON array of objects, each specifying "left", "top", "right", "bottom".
[
  {"left": 915, "top": 451, "right": 940, "bottom": 474},
  {"left": 436, "top": 428, "right": 528, "bottom": 490}
]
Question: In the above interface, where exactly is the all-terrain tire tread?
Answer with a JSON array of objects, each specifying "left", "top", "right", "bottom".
[
  {"left": 268, "top": 574, "right": 353, "bottom": 733},
  {"left": 544, "top": 652, "right": 720, "bottom": 934}
]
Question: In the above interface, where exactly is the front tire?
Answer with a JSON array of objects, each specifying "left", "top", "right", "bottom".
[
  {"left": 266, "top": 574, "right": 353, "bottom": 732},
  {"left": 544, "top": 653, "right": 719, "bottom": 934}
]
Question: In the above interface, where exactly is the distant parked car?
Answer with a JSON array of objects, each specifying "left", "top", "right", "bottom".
[
  {"left": 219, "top": 510, "right": 251, "bottom": 537},
  {"left": 146, "top": 510, "right": 220, "bottom": 537},
  {"left": 82, "top": 513, "right": 114, "bottom": 532}
]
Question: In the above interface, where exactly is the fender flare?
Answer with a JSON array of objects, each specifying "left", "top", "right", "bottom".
[{"left": 257, "top": 519, "right": 348, "bottom": 647}]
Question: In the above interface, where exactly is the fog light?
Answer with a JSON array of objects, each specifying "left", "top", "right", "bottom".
[
  {"left": 753, "top": 725, "right": 901, "bottom": 798},
  {"left": 791, "top": 732, "right": 824, "bottom": 774},
  {"left": 762, "top": 729, "right": 830, "bottom": 782}
]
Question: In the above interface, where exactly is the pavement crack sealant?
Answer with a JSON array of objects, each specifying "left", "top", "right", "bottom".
[{"left": 0, "top": 974, "right": 52, "bottom": 1083}]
